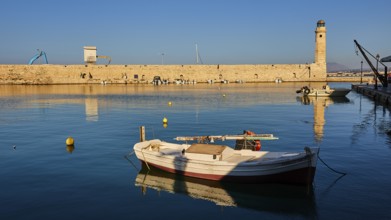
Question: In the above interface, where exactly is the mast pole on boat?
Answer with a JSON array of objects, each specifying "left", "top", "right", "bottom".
[
  {"left": 139, "top": 126, "right": 145, "bottom": 142},
  {"left": 195, "top": 43, "right": 199, "bottom": 64},
  {"left": 174, "top": 134, "right": 278, "bottom": 142}
]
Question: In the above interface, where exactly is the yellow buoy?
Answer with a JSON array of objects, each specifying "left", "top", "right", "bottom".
[
  {"left": 66, "top": 137, "right": 74, "bottom": 146},
  {"left": 168, "top": 101, "right": 172, "bottom": 106},
  {"left": 163, "top": 117, "right": 168, "bottom": 124},
  {"left": 223, "top": 94, "right": 226, "bottom": 97}
]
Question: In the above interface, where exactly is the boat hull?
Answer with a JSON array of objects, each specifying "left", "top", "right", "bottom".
[
  {"left": 306, "top": 88, "right": 350, "bottom": 97},
  {"left": 141, "top": 161, "right": 316, "bottom": 185}
]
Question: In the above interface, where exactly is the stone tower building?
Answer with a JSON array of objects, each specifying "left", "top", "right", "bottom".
[{"left": 314, "top": 20, "right": 326, "bottom": 65}]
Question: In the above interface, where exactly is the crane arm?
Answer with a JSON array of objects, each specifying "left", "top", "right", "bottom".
[
  {"left": 96, "top": 55, "right": 111, "bottom": 65},
  {"left": 354, "top": 40, "right": 388, "bottom": 87},
  {"left": 28, "top": 50, "right": 49, "bottom": 65},
  {"left": 42, "top": 52, "right": 48, "bottom": 64},
  {"left": 28, "top": 54, "right": 41, "bottom": 65}
]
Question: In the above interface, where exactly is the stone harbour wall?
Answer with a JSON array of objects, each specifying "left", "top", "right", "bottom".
[{"left": 0, "top": 63, "right": 327, "bottom": 84}]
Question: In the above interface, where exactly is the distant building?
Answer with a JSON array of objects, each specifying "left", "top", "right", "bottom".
[{"left": 84, "top": 46, "right": 97, "bottom": 64}]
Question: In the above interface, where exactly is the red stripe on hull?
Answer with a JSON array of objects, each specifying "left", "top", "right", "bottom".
[{"left": 140, "top": 161, "right": 316, "bottom": 185}]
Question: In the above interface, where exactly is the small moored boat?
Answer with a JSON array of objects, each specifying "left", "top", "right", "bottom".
[
  {"left": 133, "top": 131, "right": 319, "bottom": 185},
  {"left": 297, "top": 85, "right": 350, "bottom": 97}
]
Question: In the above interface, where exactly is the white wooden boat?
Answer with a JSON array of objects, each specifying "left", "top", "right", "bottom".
[
  {"left": 297, "top": 85, "right": 350, "bottom": 97},
  {"left": 133, "top": 133, "right": 319, "bottom": 185}
]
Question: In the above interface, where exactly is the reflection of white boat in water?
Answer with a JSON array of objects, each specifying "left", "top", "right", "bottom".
[
  {"left": 135, "top": 166, "right": 317, "bottom": 217},
  {"left": 133, "top": 131, "right": 319, "bottom": 185},
  {"left": 297, "top": 95, "right": 351, "bottom": 105},
  {"left": 297, "top": 85, "right": 350, "bottom": 97}
]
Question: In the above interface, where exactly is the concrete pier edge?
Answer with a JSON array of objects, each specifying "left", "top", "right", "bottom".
[{"left": 352, "top": 84, "right": 391, "bottom": 106}]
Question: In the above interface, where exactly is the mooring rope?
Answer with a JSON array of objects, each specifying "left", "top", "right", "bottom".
[
  {"left": 124, "top": 151, "right": 139, "bottom": 171},
  {"left": 318, "top": 154, "right": 347, "bottom": 176}
]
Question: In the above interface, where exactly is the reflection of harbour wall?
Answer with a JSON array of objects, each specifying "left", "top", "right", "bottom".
[
  {"left": 85, "top": 98, "right": 98, "bottom": 121},
  {"left": 0, "top": 83, "right": 323, "bottom": 118},
  {"left": 0, "top": 63, "right": 326, "bottom": 84}
]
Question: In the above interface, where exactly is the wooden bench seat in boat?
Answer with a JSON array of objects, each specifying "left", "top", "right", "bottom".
[
  {"left": 185, "top": 144, "right": 235, "bottom": 161},
  {"left": 186, "top": 144, "right": 227, "bottom": 155}
]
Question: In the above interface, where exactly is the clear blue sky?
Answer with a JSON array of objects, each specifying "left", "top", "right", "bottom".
[{"left": 0, "top": 0, "right": 390, "bottom": 69}]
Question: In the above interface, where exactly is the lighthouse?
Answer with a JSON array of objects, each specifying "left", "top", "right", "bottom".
[{"left": 314, "top": 20, "right": 327, "bottom": 64}]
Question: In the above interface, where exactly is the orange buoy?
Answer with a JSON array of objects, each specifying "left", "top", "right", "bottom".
[{"left": 255, "top": 140, "right": 261, "bottom": 151}]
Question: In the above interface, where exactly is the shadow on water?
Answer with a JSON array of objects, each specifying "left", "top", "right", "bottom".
[
  {"left": 135, "top": 165, "right": 318, "bottom": 218},
  {"left": 351, "top": 95, "right": 391, "bottom": 146}
]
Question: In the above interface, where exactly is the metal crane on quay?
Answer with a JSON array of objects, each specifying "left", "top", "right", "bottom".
[
  {"left": 28, "top": 49, "right": 48, "bottom": 65},
  {"left": 354, "top": 40, "right": 388, "bottom": 87}
]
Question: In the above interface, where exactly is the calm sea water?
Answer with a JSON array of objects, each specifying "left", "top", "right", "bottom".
[{"left": 0, "top": 83, "right": 390, "bottom": 219}]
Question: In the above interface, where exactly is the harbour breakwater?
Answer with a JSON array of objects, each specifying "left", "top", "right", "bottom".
[
  {"left": 1, "top": 21, "right": 343, "bottom": 85},
  {"left": 0, "top": 64, "right": 328, "bottom": 85}
]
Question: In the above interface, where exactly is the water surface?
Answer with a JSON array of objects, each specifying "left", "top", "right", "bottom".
[{"left": 0, "top": 83, "right": 390, "bottom": 219}]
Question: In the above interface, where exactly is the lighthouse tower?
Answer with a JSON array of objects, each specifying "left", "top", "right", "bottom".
[{"left": 314, "top": 20, "right": 326, "bottom": 64}]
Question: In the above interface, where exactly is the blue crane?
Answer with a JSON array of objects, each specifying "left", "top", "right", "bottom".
[{"left": 28, "top": 49, "right": 48, "bottom": 65}]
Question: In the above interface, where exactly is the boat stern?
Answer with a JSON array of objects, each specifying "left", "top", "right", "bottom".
[{"left": 305, "top": 147, "right": 319, "bottom": 167}]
